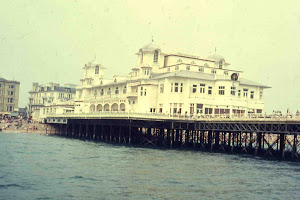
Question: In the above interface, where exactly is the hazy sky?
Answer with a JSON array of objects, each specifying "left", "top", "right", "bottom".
[{"left": 1, "top": 0, "right": 300, "bottom": 113}]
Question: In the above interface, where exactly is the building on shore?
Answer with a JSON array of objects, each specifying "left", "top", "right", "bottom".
[
  {"left": 0, "top": 77, "right": 20, "bottom": 118},
  {"left": 28, "top": 82, "right": 76, "bottom": 121},
  {"left": 74, "top": 42, "right": 270, "bottom": 116}
]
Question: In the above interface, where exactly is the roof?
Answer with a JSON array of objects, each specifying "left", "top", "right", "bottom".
[
  {"left": 206, "top": 54, "right": 225, "bottom": 62},
  {"left": 140, "top": 42, "right": 161, "bottom": 52},
  {"left": 239, "top": 79, "right": 271, "bottom": 88}
]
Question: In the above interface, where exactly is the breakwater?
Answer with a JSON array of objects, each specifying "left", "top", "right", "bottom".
[{"left": 46, "top": 115, "right": 300, "bottom": 161}]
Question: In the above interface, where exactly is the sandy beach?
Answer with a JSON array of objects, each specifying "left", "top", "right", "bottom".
[{"left": 0, "top": 120, "right": 49, "bottom": 134}]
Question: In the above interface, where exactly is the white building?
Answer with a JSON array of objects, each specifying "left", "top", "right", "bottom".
[
  {"left": 75, "top": 42, "right": 270, "bottom": 117},
  {"left": 28, "top": 82, "right": 76, "bottom": 121}
]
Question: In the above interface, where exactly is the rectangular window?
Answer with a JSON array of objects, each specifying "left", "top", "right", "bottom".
[
  {"left": 238, "top": 90, "right": 241, "bottom": 97},
  {"left": 10, "top": 98, "right": 13, "bottom": 103},
  {"left": 174, "top": 83, "right": 179, "bottom": 92},
  {"left": 192, "top": 85, "right": 197, "bottom": 93},
  {"left": 250, "top": 91, "right": 254, "bottom": 99},
  {"left": 231, "top": 87, "right": 236, "bottom": 96},
  {"left": 208, "top": 86, "right": 212, "bottom": 95},
  {"left": 140, "top": 86, "right": 143, "bottom": 96},
  {"left": 199, "top": 84, "right": 205, "bottom": 93},
  {"left": 180, "top": 83, "right": 183, "bottom": 93},
  {"left": 211, "top": 69, "right": 216, "bottom": 74},
  {"left": 144, "top": 89, "right": 147, "bottom": 96},
  {"left": 219, "top": 86, "right": 225, "bottom": 95},
  {"left": 100, "top": 89, "right": 104, "bottom": 96},
  {"left": 175, "top": 66, "right": 179, "bottom": 70},
  {"left": 199, "top": 67, "right": 204, "bottom": 72},
  {"left": 159, "top": 104, "right": 163, "bottom": 113},
  {"left": 243, "top": 89, "right": 248, "bottom": 97},
  {"left": 186, "top": 66, "right": 190, "bottom": 70},
  {"left": 123, "top": 86, "right": 127, "bottom": 94},
  {"left": 11, "top": 85, "right": 14, "bottom": 89},
  {"left": 7, "top": 98, "right": 9, "bottom": 103},
  {"left": 196, "top": 104, "right": 203, "bottom": 114},
  {"left": 260, "top": 91, "right": 263, "bottom": 99},
  {"left": 171, "top": 83, "right": 173, "bottom": 92},
  {"left": 190, "top": 103, "right": 194, "bottom": 115},
  {"left": 107, "top": 88, "right": 111, "bottom": 95}
]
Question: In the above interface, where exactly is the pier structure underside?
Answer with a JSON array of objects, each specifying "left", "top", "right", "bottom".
[{"left": 47, "top": 118, "right": 300, "bottom": 161}]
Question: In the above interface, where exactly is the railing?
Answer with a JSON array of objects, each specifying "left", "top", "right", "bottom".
[{"left": 46, "top": 111, "right": 300, "bottom": 122}]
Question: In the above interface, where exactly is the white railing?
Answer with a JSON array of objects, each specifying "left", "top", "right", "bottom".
[{"left": 46, "top": 111, "right": 300, "bottom": 122}]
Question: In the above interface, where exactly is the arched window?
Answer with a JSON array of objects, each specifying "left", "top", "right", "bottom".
[
  {"left": 219, "top": 61, "right": 223, "bottom": 69},
  {"left": 95, "top": 65, "right": 99, "bottom": 74},
  {"left": 154, "top": 50, "right": 158, "bottom": 63}
]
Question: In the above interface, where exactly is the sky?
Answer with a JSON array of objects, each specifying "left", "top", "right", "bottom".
[{"left": 0, "top": 0, "right": 300, "bottom": 113}]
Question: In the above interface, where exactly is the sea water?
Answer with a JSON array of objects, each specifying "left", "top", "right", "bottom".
[{"left": 0, "top": 132, "right": 300, "bottom": 200}]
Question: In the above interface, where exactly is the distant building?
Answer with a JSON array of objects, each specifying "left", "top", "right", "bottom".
[
  {"left": 0, "top": 77, "right": 20, "bottom": 117},
  {"left": 28, "top": 82, "right": 76, "bottom": 121},
  {"left": 75, "top": 42, "right": 270, "bottom": 116}
]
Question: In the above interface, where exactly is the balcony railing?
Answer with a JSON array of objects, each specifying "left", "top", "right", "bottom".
[{"left": 46, "top": 111, "right": 300, "bottom": 122}]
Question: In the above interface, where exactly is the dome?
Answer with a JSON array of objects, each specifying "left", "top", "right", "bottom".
[
  {"left": 140, "top": 42, "right": 161, "bottom": 52},
  {"left": 206, "top": 54, "right": 225, "bottom": 62}
]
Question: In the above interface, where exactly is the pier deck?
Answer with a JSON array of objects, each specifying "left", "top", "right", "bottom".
[{"left": 46, "top": 112, "right": 300, "bottom": 161}]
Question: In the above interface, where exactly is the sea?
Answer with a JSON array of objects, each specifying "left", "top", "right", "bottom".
[{"left": 0, "top": 132, "right": 300, "bottom": 200}]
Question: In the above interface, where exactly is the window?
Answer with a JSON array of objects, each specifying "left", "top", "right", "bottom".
[
  {"left": 199, "top": 67, "right": 204, "bottom": 72},
  {"left": 190, "top": 103, "right": 195, "bottom": 115},
  {"left": 107, "top": 88, "right": 111, "bottom": 95},
  {"left": 160, "top": 84, "right": 164, "bottom": 93},
  {"left": 243, "top": 89, "right": 248, "bottom": 98},
  {"left": 140, "top": 86, "right": 143, "bottom": 96},
  {"left": 186, "top": 66, "right": 190, "bottom": 70},
  {"left": 260, "top": 91, "right": 263, "bottom": 99},
  {"left": 159, "top": 104, "right": 163, "bottom": 113},
  {"left": 100, "top": 89, "right": 104, "bottom": 96},
  {"left": 9, "top": 98, "right": 13, "bottom": 103},
  {"left": 211, "top": 69, "right": 216, "bottom": 74},
  {"left": 196, "top": 104, "right": 203, "bottom": 114},
  {"left": 250, "top": 91, "right": 254, "bottom": 99},
  {"left": 123, "top": 86, "right": 127, "bottom": 94},
  {"left": 154, "top": 50, "right": 159, "bottom": 63},
  {"left": 144, "top": 89, "right": 147, "bottom": 96},
  {"left": 9, "top": 106, "right": 12, "bottom": 112},
  {"left": 0, "top": 84, "right": 1, "bottom": 88},
  {"left": 175, "top": 66, "right": 179, "bottom": 70},
  {"left": 174, "top": 83, "right": 179, "bottom": 92},
  {"left": 219, "top": 86, "right": 225, "bottom": 95},
  {"left": 199, "top": 84, "right": 205, "bottom": 93},
  {"left": 115, "top": 87, "right": 119, "bottom": 95},
  {"left": 192, "top": 85, "right": 197, "bottom": 93},
  {"left": 208, "top": 86, "right": 212, "bottom": 95},
  {"left": 238, "top": 90, "right": 241, "bottom": 97},
  {"left": 180, "top": 83, "right": 183, "bottom": 92},
  {"left": 94, "top": 90, "right": 97, "bottom": 97},
  {"left": 7, "top": 98, "right": 9, "bottom": 103},
  {"left": 11, "top": 85, "right": 14, "bottom": 89},
  {"left": 219, "top": 60, "right": 223, "bottom": 69},
  {"left": 171, "top": 83, "right": 173, "bottom": 92},
  {"left": 231, "top": 87, "right": 236, "bottom": 96}
]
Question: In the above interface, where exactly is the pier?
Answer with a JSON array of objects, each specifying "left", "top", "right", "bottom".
[{"left": 46, "top": 113, "right": 300, "bottom": 161}]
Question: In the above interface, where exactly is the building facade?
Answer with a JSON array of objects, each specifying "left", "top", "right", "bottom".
[
  {"left": 0, "top": 78, "right": 20, "bottom": 116},
  {"left": 75, "top": 43, "right": 270, "bottom": 117},
  {"left": 28, "top": 82, "right": 76, "bottom": 121}
]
